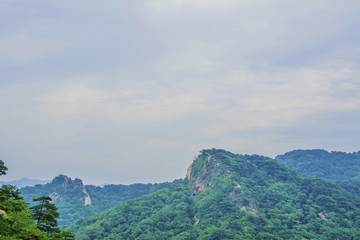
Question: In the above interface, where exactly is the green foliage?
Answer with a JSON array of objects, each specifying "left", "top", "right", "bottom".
[
  {"left": 0, "top": 161, "right": 48, "bottom": 239},
  {"left": 67, "top": 182, "right": 195, "bottom": 240},
  {"left": 51, "top": 230, "right": 75, "bottom": 240},
  {"left": 0, "top": 160, "right": 7, "bottom": 176},
  {"left": 31, "top": 196, "right": 60, "bottom": 236},
  {"left": 336, "top": 179, "right": 360, "bottom": 196},
  {"left": 84, "top": 182, "right": 174, "bottom": 215},
  {"left": 0, "top": 185, "right": 48, "bottom": 239}
]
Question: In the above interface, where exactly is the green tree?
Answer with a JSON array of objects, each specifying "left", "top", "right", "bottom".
[
  {"left": 30, "top": 196, "right": 75, "bottom": 239},
  {"left": 0, "top": 160, "right": 7, "bottom": 176},
  {"left": 52, "top": 231, "right": 76, "bottom": 240},
  {"left": 0, "top": 161, "right": 48, "bottom": 239},
  {"left": 30, "top": 196, "right": 60, "bottom": 236}
]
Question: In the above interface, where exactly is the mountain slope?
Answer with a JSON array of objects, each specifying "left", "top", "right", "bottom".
[
  {"left": 67, "top": 149, "right": 360, "bottom": 240},
  {"left": 275, "top": 149, "right": 360, "bottom": 198},
  {"left": 20, "top": 175, "right": 172, "bottom": 228}
]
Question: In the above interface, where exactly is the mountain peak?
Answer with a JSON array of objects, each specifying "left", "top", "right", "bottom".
[
  {"left": 51, "top": 174, "right": 71, "bottom": 186},
  {"left": 187, "top": 149, "right": 260, "bottom": 214},
  {"left": 187, "top": 151, "right": 225, "bottom": 195},
  {"left": 43, "top": 174, "right": 92, "bottom": 206}
]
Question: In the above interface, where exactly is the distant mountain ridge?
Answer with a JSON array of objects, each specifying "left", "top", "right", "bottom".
[
  {"left": 275, "top": 149, "right": 360, "bottom": 181},
  {"left": 275, "top": 149, "right": 360, "bottom": 198},
  {"left": 0, "top": 178, "right": 50, "bottom": 188}
]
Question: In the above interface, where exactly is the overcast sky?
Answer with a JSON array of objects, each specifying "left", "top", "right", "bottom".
[{"left": 1, "top": 0, "right": 359, "bottom": 185}]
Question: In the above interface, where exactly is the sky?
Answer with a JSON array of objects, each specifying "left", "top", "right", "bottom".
[{"left": 1, "top": 0, "right": 359, "bottom": 185}]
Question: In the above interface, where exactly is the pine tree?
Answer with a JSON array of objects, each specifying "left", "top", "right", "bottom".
[
  {"left": 0, "top": 160, "right": 48, "bottom": 239},
  {"left": 0, "top": 160, "right": 7, "bottom": 176},
  {"left": 30, "top": 196, "right": 75, "bottom": 239},
  {"left": 30, "top": 196, "right": 61, "bottom": 236}
]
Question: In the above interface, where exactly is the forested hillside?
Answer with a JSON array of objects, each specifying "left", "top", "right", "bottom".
[
  {"left": 275, "top": 149, "right": 360, "bottom": 199},
  {"left": 67, "top": 149, "right": 360, "bottom": 240},
  {"left": 20, "top": 175, "right": 173, "bottom": 228},
  {"left": 275, "top": 149, "right": 360, "bottom": 181}
]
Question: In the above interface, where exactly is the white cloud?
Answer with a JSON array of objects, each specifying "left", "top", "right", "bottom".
[
  {"left": 41, "top": 83, "right": 206, "bottom": 126},
  {"left": 32, "top": 59, "right": 360, "bottom": 137},
  {"left": 196, "top": 61, "right": 360, "bottom": 137}
]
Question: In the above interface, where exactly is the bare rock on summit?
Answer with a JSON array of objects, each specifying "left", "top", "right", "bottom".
[{"left": 44, "top": 174, "right": 92, "bottom": 206}]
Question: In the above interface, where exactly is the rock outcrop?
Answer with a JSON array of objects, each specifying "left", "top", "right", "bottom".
[
  {"left": 74, "top": 178, "right": 92, "bottom": 206},
  {"left": 48, "top": 175, "right": 91, "bottom": 206},
  {"left": 0, "top": 209, "right": 7, "bottom": 218},
  {"left": 49, "top": 192, "right": 63, "bottom": 204},
  {"left": 187, "top": 150, "right": 258, "bottom": 214}
]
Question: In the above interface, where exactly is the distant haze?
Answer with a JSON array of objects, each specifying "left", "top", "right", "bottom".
[
  {"left": 0, "top": 178, "right": 50, "bottom": 189},
  {"left": 1, "top": 1, "right": 359, "bottom": 185}
]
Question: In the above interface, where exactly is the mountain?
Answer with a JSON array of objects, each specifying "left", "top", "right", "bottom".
[
  {"left": 0, "top": 178, "right": 50, "bottom": 188},
  {"left": 67, "top": 149, "right": 360, "bottom": 240},
  {"left": 20, "top": 174, "right": 172, "bottom": 228},
  {"left": 275, "top": 149, "right": 360, "bottom": 181}
]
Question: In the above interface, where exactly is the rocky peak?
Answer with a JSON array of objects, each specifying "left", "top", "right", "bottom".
[
  {"left": 187, "top": 149, "right": 258, "bottom": 214},
  {"left": 48, "top": 175, "right": 91, "bottom": 206},
  {"left": 187, "top": 151, "right": 224, "bottom": 195},
  {"left": 49, "top": 192, "right": 63, "bottom": 204},
  {"left": 73, "top": 178, "right": 85, "bottom": 190},
  {"left": 51, "top": 174, "right": 70, "bottom": 186}
]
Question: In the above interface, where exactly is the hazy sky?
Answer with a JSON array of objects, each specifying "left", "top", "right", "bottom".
[{"left": 1, "top": 0, "right": 359, "bottom": 185}]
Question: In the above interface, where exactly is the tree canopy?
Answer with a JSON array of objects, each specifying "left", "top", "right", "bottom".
[
  {"left": 0, "top": 160, "right": 7, "bottom": 176},
  {"left": 31, "top": 196, "right": 60, "bottom": 236}
]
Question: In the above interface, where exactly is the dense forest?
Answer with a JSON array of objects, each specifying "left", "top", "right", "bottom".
[
  {"left": 275, "top": 149, "right": 360, "bottom": 181},
  {"left": 20, "top": 175, "right": 173, "bottom": 228},
  {"left": 67, "top": 149, "right": 360, "bottom": 240},
  {"left": 276, "top": 149, "right": 360, "bottom": 199}
]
